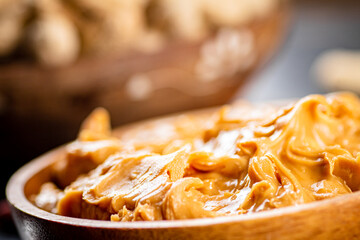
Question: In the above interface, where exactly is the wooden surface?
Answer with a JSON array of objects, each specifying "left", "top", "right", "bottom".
[{"left": 6, "top": 107, "right": 360, "bottom": 240}]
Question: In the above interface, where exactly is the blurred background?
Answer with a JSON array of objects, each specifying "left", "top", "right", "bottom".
[{"left": 0, "top": 0, "right": 360, "bottom": 238}]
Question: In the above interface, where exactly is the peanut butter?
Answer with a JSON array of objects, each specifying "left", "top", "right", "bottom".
[{"left": 34, "top": 93, "right": 360, "bottom": 221}]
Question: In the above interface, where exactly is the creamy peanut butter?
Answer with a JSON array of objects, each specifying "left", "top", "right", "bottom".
[{"left": 34, "top": 93, "right": 360, "bottom": 221}]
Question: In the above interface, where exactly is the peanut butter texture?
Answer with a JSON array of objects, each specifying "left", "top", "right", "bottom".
[{"left": 34, "top": 93, "right": 360, "bottom": 221}]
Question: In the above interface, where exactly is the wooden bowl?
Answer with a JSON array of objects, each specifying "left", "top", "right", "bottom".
[
  {"left": 6, "top": 105, "right": 360, "bottom": 240},
  {"left": 0, "top": 3, "right": 289, "bottom": 125}
]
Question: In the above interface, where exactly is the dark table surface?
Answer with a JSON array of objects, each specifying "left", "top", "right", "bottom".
[{"left": 2, "top": 1, "right": 360, "bottom": 239}]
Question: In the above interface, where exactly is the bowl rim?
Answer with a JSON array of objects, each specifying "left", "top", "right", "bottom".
[{"left": 6, "top": 96, "right": 360, "bottom": 230}]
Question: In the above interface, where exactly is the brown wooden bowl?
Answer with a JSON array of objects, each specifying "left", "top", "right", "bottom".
[
  {"left": 0, "top": 3, "right": 289, "bottom": 125},
  {"left": 6, "top": 104, "right": 360, "bottom": 240}
]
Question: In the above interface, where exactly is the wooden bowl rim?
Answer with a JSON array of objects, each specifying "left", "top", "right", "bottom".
[{"left": 6, "top": 100, "right": 360, "bottom": 230}]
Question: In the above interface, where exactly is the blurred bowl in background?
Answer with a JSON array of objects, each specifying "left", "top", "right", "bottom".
[{"left": 0, "top": 2, "right": 290, "bottom": 174}]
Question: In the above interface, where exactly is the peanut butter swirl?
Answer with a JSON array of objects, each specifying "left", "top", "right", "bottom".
[{"left": 34, "top": 93, "right": 360, "bottom": 221}]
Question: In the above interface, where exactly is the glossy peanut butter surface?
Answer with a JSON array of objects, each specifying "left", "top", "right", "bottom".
[{"left": 33, "top": 93, "right": 360, "bottom": 221}]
